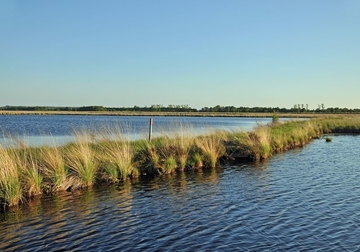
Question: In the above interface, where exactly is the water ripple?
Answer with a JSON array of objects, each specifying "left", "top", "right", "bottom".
[{"left": 2, "top": 135, "right": 360, "bottom": 251}]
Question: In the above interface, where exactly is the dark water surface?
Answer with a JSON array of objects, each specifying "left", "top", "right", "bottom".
[
  {"left": 0, "top": 115, "right": 274, "bottom": 147},
  {"left": 1, "top": 135, "right": 360, "bottom": 251}
]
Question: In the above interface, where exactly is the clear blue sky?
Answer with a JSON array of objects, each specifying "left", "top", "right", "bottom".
[{"left": 1, "top": 0, "right": 359, "bottom": 109}]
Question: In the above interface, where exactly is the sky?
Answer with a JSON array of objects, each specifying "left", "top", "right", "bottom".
[{"left": 0, "top": 0, "right": 359, "bottom": 110}]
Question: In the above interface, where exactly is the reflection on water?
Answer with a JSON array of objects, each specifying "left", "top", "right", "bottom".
[{"left": 1, "top": 135, "right": 360, "bottom": 250}]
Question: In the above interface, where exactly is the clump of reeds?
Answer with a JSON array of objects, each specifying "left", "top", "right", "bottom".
[
  {"left": 230, "top": 126, "right": 271, "bottom": 160},
  {"left": 136, "top": 139, "right": 162, "bottom": 174},
  {"left": 195, "top": 132, "right": 226, "bottom": 167},
  {"left": 65, "top": 131, "right": 97, "bottom": 188},
  {"left": 162, "top": 124, "right": 195, "bottom": 171},
  {"left": 17, "top": 151, "right": 43, "bottom": 198},
  {"left": 0, "top": 147, "right": 23, "bottom": 207},
  {"left": 136, "top": 137, "right": 175, "bottom": 174},
  {"left": 229, "top": 120, "right": 322, "bottom": 160},
  {"left": 40, "top": 146, "right": 73, "bottom": 192},
  {"left": 135, "top": 123, "right": 196, "bottom": 174},
  {"left": 97, "top": 127, "right": 139, "bottom": 182},
  {"left": 189, "top": 152, "right": 204, "bottom": 169}
]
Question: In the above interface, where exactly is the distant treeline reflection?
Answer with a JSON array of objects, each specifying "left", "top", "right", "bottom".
[{"left": 2, "top": 104, "right": 360, "bottom": 114}]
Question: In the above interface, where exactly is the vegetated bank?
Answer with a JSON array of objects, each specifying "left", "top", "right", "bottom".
[
  {"left": 1, "top": 116, "right": 360, "bottom": 209},
  {"left": 0, "top": 110, "right": 315, "bottom": 118}
]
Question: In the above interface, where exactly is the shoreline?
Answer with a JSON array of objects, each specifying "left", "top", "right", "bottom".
[
  {"left": 1, "top": 116, "right": 360, "bottom": 210},
  {"left": 0, "top": 110, "right": 352, "bottom": 118}
]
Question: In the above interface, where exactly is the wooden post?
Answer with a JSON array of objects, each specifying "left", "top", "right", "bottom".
[{"left": 149, "top": 118, "right": 153, "bottom": 142}]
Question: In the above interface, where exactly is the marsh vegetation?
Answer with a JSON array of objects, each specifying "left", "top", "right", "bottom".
[{"left": 1, "top": 116, "right": 360, "bottom": 208}]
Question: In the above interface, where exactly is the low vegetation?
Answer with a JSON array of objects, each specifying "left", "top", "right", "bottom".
[{"left": 1, "top": 116, "right": 360, "bottom": 209}]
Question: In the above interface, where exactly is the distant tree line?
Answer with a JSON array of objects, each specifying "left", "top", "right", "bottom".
[{"left": 1, "top": 105, "right": 360, "bottom": 114}]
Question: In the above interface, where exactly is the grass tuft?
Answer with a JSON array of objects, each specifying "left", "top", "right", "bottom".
[
  {"left": 65, "top": 131, "right": 97, "bottom": 188},
  {"left": 20, "top": 152, "right": 43, "bottom": 198},
  {"left": 195, "top": 132, "right": 226, "bottom": 167},
  {"left": 0, "top": 147, "right": 23, "bottom": 207},
  {"left": 40, "top": 146, "right": 71, "bottom": 192}
]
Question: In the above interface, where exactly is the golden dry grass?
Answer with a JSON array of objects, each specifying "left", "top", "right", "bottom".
[
  {"left": 64, "top": 131, "right": 97, "bottom": 188},
  {"left": 0, "top": 147, "right": 23, "bottom": 207}
]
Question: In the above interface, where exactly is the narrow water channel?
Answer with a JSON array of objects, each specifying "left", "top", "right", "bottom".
[{"left": 1, "top": 135, "right": 360, "bottom": 251}]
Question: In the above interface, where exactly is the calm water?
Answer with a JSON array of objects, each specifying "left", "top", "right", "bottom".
[
  {"left": 0, "top": 115, "right": 274, "bottom": 147},
  {"left": 1, "top": 135, "right": 360, "bottom": 251}
]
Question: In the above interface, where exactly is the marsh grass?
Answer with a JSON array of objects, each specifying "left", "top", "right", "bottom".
[
  {"left": 2, "top": 116, "right": 360, "bottom": 208},
  {"left": 65, "top": 131, "right": 97, "bottom": 188},
  {"left": 195, "top": 132, "right": 226, "bottom": 168},
  {"left": 97, "top": 127, "right": 139, "bottom": 181},
  {"left": 0, "top": 147, "right": 23, "bottom": 207},
  {"left": 230, "top": 128, "right": 271, "bottom": 160},
  {"left": 190, "top": 152, "right": 204, "bottom": 169},
  {"left": 135, "top": 123, "right": 197, "bottom": 174},
  {"left": 317, "top": 116, "right": 360, "bottom": 134},
  {"left": 162, "top": 124, "right": 195, "bottom": 171},
  {"left": 229, "top": 120, "right": 321, "bottom": 160},
  {"left": 40, "top": 146, "right": 73, "bottom": 192},
  {"left": 19, "top": 151, "right": 43, "bottom": 198}
]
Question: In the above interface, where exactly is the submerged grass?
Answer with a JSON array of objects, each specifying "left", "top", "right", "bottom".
[{"left": 1, "top": 115, "right": 360, "bottom": 208}]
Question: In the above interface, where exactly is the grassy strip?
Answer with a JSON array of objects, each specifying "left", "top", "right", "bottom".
[
  {"left": 1, "top": 116, "right": 360, "bottom": 208},
  {"left": 0, "top": 110, "right": 342, "bottom": 118}
]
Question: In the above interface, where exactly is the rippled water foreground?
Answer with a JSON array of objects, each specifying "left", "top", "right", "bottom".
[{"left": 1, "top": 135, "right": 360, "bottom": 251}]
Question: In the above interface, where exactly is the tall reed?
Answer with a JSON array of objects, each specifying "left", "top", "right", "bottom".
[
  {"left": 65, "top": 131, "right": 97, "bottom": 188},
  {"left": 98, "top": 139, "right": 138, "bottom": 181},
  {"left": 0, "top": 147, "right": 22, "bottom": 207},
  {"left": 195, "top": 132, "right": 226, "bottom": 167},
  {"left": 18, "top": 151, "right": 43, "bottom": 198},
  {"left": 136, "top": 123, "right": 195, "bottom": 174},
  {"left": 136, "top": 139, "right": 161, "bottom": 174},
  {"left": 97, "top": 126, "right": 139, "bottom": 181},
  {"left": 230, "top": 128, "right": 271, "bottom": 160},
  {"left": 40, "top": 146, "right": 72, "bottom": 192}
]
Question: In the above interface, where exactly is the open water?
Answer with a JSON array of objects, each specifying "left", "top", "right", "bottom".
[
  {"left": 0, "top": 115, "right": 273, "bottom": 147},
  {"left": 0, "top": 116, "right": 359, "bottom": 251}
]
